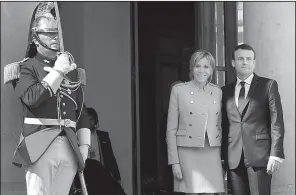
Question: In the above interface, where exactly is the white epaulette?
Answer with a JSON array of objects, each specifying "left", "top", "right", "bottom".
[{"left": 3, "top": 58, "right": 29, "bottom": 84}]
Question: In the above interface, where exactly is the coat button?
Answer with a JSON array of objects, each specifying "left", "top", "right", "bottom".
[
  {"left": 63, "top": 103, "right": 66, "bottom": 106},
  {"left": 189, "top": 136, "right": 192, "bottom": 138},
  {"left": 213, "top": 101, "right": 216, "bottom": 104},
  {"left": 190, "top": 92, "right": 194, "bottom": 95},
  {"left": 190, "top": 112, "right": 193, "bottom": 115},
  {"left": 189, "top": 124, "right": 192, "bottom": 126},
  {"left": 63, "top": 111, "right": 66, "bottom": 115},
  {"left": 216, "top": 124, "right": 218, "bottom": 127},
  {"left": 68, "top": 91, "right": 71, "bottom": 94},
  {"left": 190, "top": 100, "right": 194, "bottom": 104},
  {"left": 216, "top": 112, "right": 218, "bottom": 115},
  {"left": 60, "top": 94, "right": 63, "bottom": 98}
]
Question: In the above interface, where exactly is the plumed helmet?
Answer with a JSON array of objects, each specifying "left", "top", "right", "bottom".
[
  {"left": 25, "top": 2, "right": 60, "bottom": 58},
  {"left": 32, "top": 2, "right": 58, "bottom": 33}
]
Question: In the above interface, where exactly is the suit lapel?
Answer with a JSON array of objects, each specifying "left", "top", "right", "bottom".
[
  {"left": 229, "top": 81, "right": 241, "bottom": 116},
  {"left": 241, "top": 74, "right": 260, "bottom": 118}
]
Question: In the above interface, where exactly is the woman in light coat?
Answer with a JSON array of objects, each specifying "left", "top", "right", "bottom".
[{"left": 166, "top": 50, "right": 224, "bottom": 195}]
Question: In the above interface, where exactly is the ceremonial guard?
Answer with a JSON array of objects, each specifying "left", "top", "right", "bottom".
[{"left": 4, "top": 2, "right": 91, "bottom": 195}]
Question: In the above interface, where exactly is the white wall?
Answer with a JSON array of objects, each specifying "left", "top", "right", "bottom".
[
  {"left": 82, "top": 3, "right": 133, "bottom": 195},
  {"left": 244, "top": 2, "right": 295, "bottom": 194},
  {"left": 1, "top": 2, "right": 38, "bottom": 194}
]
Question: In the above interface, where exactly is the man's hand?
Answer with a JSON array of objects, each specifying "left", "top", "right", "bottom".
[
  {"left": 79, "top": 145, "right": 89, "bottom": 163},
  {"left": 53, "top": 53, "right": 76, "bottom": 75},
  {"left": 172, "top": 163, "right": 183, "bottom": 180},
  {"left": 266, "top": 158, "right": 281, "bottom": 175}
]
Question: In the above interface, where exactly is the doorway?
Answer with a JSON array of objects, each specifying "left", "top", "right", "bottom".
[
  {"left": 137, "top": 2, "right": 195, "bottom": 194},
  {"left": 133, "top": 2, "right": 239, "bottom": 194}
]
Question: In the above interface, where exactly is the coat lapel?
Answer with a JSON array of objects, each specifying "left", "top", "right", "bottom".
[
  {"left": 229, "top": 81, "right": 241, "bottom": 116},
  {"left": 241, "top": 74, "right": 260, "bottom": 118}
]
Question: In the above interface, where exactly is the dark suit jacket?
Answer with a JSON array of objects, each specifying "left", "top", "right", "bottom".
[
  {"left": 221, "top": 74, "right": 285, "bottom": 170},
  {"left": 73, "top": 159, "right": 126, "bottom": 195},
  {"left": 96, "top": 130, "right": 121, "bottom": 182}
]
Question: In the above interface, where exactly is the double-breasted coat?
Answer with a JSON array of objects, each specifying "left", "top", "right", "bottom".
[
  {"left": 166, "top": 80, "right": 225, "bottom": 193},
  {"left": 166, "top": 80, "right": 222, "bottom": 164}
]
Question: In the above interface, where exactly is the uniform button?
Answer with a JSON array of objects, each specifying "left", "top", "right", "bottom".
[
  {"left": 63, "top": 103, "right": 66, "bottom": 106},
  {"left": 189, "top": 124, "right": 192, "bottom": 126},
  {"left": 68, "top": 91, "right": 71, "bottom": 94},
  {"left": 63, "top": 111, "right": 66, "bottom": 115},
  {"left": 216, "top": 112, "right": 218, "bottom": 115},
  {"left": 213, "top": 101, "right": 216, "bottom": 104},
  {"left": 190, "top": 92, "right": 194, "bottom": 95},
  {"left": 60, "top": 94, "right": 63, "bottom": 98},
  {"left": 202, "top": 113, "right": 205, "bottom": 115},
  {"left": 190, "top": 112, "right": 193, "bottom": 115},
  {"left": 216, "top": 124, "right": 218, "bottom": 127},
  {"left": 190, "top": 100, "right": 194, "bottom": 104},
  {"left": 189, "top": 136, "right": 192, "bottom": 138},
  {"left": 210, "top": 92, "right": 213, "bottom": 95}
]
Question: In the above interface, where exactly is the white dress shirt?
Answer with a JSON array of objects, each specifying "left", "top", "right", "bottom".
[
  {"left": 235, "top": 73, "right": 283, "bottom": 163},
  {"left": 235, "top": 74, "right": 254, "bottom": 107}
]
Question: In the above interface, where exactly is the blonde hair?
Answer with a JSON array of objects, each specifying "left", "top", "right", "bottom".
[{"left": 189, "top": 50, "right": 216, "bottom": 82}]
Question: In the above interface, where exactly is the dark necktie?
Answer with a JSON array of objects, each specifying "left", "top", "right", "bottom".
[{"left": 238, "top": 81, "right": 246, "bottom": 114}]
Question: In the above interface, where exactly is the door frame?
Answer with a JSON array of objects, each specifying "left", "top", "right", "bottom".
[
  {"left": 130, "top": 2, "right": 238, "bottom": 195},
  {"left": 130, "top": 2, "right": 142, "bottom": 195}
]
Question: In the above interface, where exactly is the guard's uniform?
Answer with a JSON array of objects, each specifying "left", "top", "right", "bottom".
[
  {"left": 12, "top": 53, "right": 90, "bottom": 195},
  {"left": 3, "top": 2, "right": 91, "bottom": 194}
]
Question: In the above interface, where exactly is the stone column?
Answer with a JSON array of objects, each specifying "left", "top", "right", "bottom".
[{"left": 244, "top": 2, "right": 295, "bottom": 195}]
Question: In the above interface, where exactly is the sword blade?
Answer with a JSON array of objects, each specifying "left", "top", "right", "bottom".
[{"left": 54, "top": 2, "right": 64, "bottom": 52}]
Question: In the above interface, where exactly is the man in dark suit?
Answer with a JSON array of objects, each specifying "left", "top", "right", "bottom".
[
  {"left": 86, "top": 107, "right": 121, "bottom": 183},
  {"left": 70, "top": 107, "right": 125, "bottom": 195},
  {"left": 221, "top": 44, "right": 285, "bottom": 195}
]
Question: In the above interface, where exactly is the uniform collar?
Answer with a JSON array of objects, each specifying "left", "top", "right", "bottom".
[
  {"left": 35, "top": 52, "right": 56, "bottom": 66},
  {"left": 236, "top": 73, "right": 254, "bottom": 86},
  {"left": 189, "top": 80, "right": 210, "bottom": 91}
]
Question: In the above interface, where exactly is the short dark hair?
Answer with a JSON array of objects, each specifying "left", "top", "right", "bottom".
[
  {"left": 232, "top": 43, "right": 256, "bottom": 60},
  {"left": 86, "top": 107, "right": 98, "bottom": 125}
]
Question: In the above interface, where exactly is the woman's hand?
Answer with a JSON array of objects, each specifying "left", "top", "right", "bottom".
[{"left": 172, "top": 163, "right": 183, "bottom": 180}]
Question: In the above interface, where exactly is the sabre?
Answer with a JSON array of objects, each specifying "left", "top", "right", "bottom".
[
  {"left": 53, "top": 2, "right": 88, "bottom": 195},
  {"left": 54, "top": 2, "right": 64, "bottom": 52}
]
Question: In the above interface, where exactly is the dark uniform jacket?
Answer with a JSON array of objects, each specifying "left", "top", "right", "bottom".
[{"left": 13, "top": 53, "right": 90, "bottom": 171}]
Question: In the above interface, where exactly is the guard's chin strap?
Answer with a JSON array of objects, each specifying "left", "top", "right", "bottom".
[{"left": 32, "top": 32, "right": 59, "bottom": 52}]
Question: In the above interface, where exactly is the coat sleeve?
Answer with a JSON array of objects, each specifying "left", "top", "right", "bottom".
[
  {"left": 221, "top": 86, "right": 229, "bottom": 168},
  {"left": 166, "top": 85, "right": 179, "bottom": 165},
  {"left": 15, "top": 64, "right": 52, "bottom": 108},
  {"left": 75, "top": 85, "right": 91, "bottom": 130},
  {"left": 218, "top": 88, "right": 223, "bottom": 132},
  {"left": 268, "top": 80, "right": 285, "bottom": 159}
]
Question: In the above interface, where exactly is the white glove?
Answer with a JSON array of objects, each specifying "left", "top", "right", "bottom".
[
  {"left": 79, "top": 145, "right": 89, "bottom": 163},
  {"left": 53, "top": 53, "right": 76, "bottom": 75},
  {"left": 172, "top": 163, "right": 183, "bottom": 180}
]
